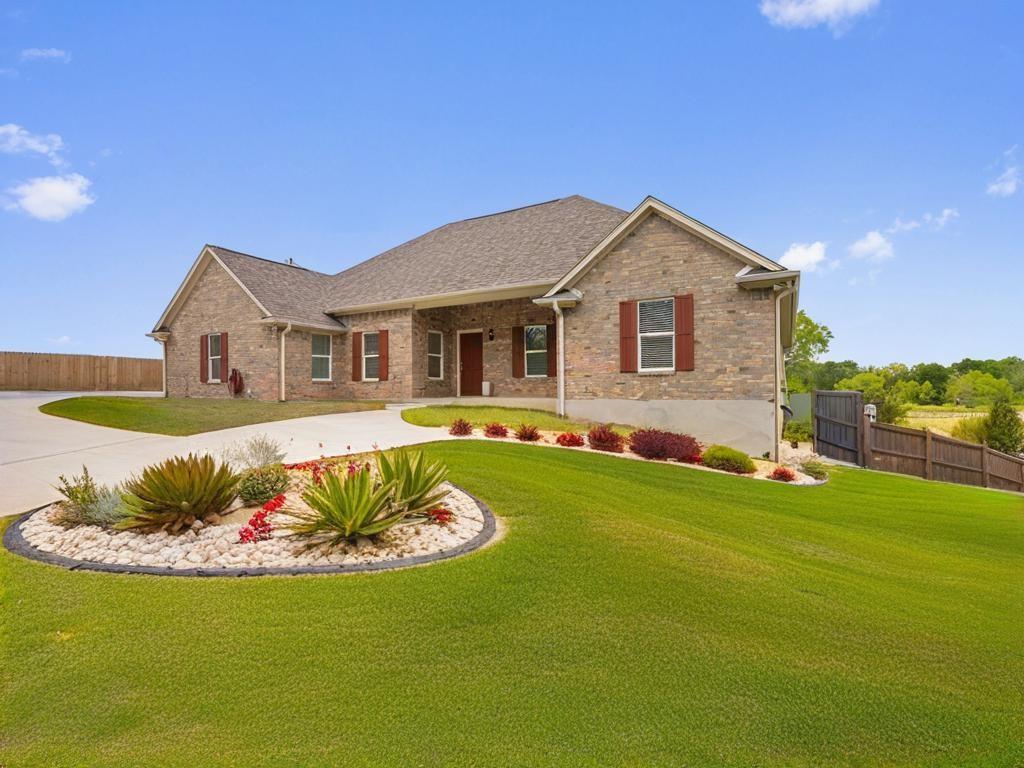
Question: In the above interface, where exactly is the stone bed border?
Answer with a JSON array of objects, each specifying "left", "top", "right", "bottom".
[{"left": 2, "top": 484, "right": 498, "bottom": 578}]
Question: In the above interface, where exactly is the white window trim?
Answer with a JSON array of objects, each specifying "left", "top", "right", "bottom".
[
  {"left": 427, "top": 330, "right": 444, "bottom": 381},
  {"left": 524, "top": 324, "right": 548, "bottom": 378},
  {"left": 207, "top": 332, "right": 222, "bottom": 383},
  {"left": 637, "top": 298, "right": 675, "bottom": 373},
  {"left": 311, "top": 334, "right": 332, "bottom": 382},
  {"left": 362, "top": 331, "right": 380, "bottom": 382}
]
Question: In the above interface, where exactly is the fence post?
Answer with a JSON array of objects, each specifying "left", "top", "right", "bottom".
[
  {"left": 861, "top": 412, "right": 872, "bottom": 468},
  {"left": 981, "top": 442, "right": 990, "bottom": 488},
  {"left": 924, "top": 429, "right": 933, "bottom": 480}
]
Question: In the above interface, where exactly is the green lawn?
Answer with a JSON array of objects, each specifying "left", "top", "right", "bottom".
[
  {"left": 402, "top": 404, "right": 632, "bottom": 433},
  {"left": 2, "top": 442, "right": 1022, "bottom": 766},
  {"left": 39, "top": 396, "right": 385, "bottom": 435}
]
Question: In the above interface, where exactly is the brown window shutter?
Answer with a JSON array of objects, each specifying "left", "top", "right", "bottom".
[
  {"left": 546, "top": 323, "right": 557, "bottom": 377},
  {"left": 352, "top": 331, "right": 362, "bottom": 382},
  {"left": 619, "top": 301, "right": 637, "bottom": 373},
  {"left": 200, "top": 334, "right": 209, "bottom": 383},
  {"left": 378, "top": 330, "right": 389, "bottom": 381},
  {"left": 675, "top": 294, "right": 694, "bottom": 371},
  {"left": 511, "top": 325, "right": 525, "bottom": 378},
  {"left": 220, "top": 332, "right": 229, "bottom": 381}
]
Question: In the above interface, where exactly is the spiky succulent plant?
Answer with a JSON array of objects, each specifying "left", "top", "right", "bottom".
[
  {"left": 286, "top": 466, "right": 403, "bottom": 547},
  {"left": 375, "top": 448, "right": 449, "bottom": 517}
]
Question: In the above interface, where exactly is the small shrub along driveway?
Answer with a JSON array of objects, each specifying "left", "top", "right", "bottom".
[
  {"left": 39, "top": 396, "right": 385, "bottom": 435},
  {"left": 402, "top": 404, "right": 631, "bottom": 434},
  {"left": 2, "top": 442, "right": 1022, "bottom": 767}
]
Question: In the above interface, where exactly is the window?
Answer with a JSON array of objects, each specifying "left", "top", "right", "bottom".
[
  {"left": 207, "top": 333, "right": 222, "bottom": 382},
  {"left": 638, "top": 298, "right": 675, "bottom": 372},
  {"left": 427, "top": 330, "right": 443, "bottom": 380},
  {"left": 312, "top": 334, "right": 332, "bottom": 381},
  {"left": 524, "top": 325, "right": 548, "bottom": 377},
  {"left": 363, "top": 331, "right": 380, "bottom": 381}
]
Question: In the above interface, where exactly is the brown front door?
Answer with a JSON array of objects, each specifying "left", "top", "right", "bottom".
[{"left": 459, "top": 332, "right": 483, "bottom": 396}]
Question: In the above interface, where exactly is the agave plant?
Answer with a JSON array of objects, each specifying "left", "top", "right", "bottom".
[
  {"left": 376, "top": 448, "right": 449, "bottom": 517},
  {"left": 117, "top": 453, "right": 240, "bottom": 533},
  {"left": 286, "top": 467, "right": 404, "bottom": 548}
]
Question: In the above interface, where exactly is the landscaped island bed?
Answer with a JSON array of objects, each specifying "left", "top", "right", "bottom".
[
  {"left": 2, "top": 441, "right": 1021, "bottom": 767},
  {"left": 39, "top": 396, "right": 384, "bottom": 435}
]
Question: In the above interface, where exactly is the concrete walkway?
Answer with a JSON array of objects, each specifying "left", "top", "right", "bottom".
[{"left": 0, "top": 392, "right": 451, "bottom": 514}]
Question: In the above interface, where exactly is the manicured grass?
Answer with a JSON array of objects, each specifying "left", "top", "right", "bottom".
[
  {"left": 402, "top": 404, "right": 631, "bottom": 433},
  {"left": 2, "top": 443, "right": 1023, "bottom": 766},
  {"left": 39, "top": 396, "right": 385, "bottom": 435}
]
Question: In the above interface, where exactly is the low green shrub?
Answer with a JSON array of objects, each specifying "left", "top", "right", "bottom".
[
  {"left": 239, "top": 464, "right": 290, "bottom": 505},
  {"left": 52, "top": 467, "right": 127, "bottom": 527},
  {"left": 951, "top": 417, "right": 988, "bottom": 445},
  {"left": 117, "top": 453, "right": 240, "bottom": 533},
  {"left": 985, "top": 397, "right": 1024, "bottom": 455},
  {"left": 799, "top": 460, "right": 829, "bottom": 481},
  {"left": 701, "top": 445, "right": 756, "bottom": 474},
  {"left": 783, "top": 420, "right": 812, "bottom": 444}
]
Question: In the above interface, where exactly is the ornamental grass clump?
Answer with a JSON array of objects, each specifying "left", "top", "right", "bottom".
[
  {"left": 701, "top": 445, "right": 756, "bottom": 474},
  {"left": 52, "top": 466, "right": 127, "bottom": 528},
  {"left": 514, "top": 423, "right": 541, "bottom": 442},
  {"left": 800, "top": 460, "right": 829, "bottom": 481},
  {"left": 117, "top": 453, "right": 240, "bottom": 533},
  {"left": 556, "top": 432, "right": 585, "bottom": 447},
  {"left": 238, "top": 464, "right": 290, "bottom": 505},
  {"left": 449, "top": 418, "right": 473, "bottom": 436},
  {"left": 587, "top": 425, "right": 624, "bottom": 453},
  {"left": 768, "top": 466, "right": 797, "bottom": 482},
  {"left": 628, "top": 429, "right": 702, "bottom": 463},
  {"left": 483, "top": 422, "right": 508, "bottom": 438},
  {"left": 221, "top": 433, "right": 286, "bottom": 471}
]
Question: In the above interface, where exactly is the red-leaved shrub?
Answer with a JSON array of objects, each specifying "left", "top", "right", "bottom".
[
  {"left": 426, "top": 505, "right": 455, "bottom": 524},
  {"left": 769, "top": 466, "right": 797, "bottom": 482},
  {"left": 238, "top": 493, "right": 285, "bottom": 543},
  {"left": 628, "top": 428, "right": 702, "bottom": 463},
  {"left": 587, "top": 425, "right": 624, "bottom": 453},
  {"left": 514, "top": 423, "right": 541, "bottom": 442},
  {"left": 449, "top": 418, "right": 473, "bottom": 436},
  {"left": 484, "top": 422, "right": 508, "bottom": 438},
  {"left": 556, "top": 432, "right": 585, "bottom": 447}
]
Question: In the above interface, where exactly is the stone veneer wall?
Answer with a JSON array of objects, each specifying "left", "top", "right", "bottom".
[
  {"left": 563, "top": 213, "right": 777, "bottom": 403},
  {"left": 411, "top": 299, "right": 557, "bottom": 399},
  {"left": 165, "top": 260, "right": 279, "bottom": 399}
]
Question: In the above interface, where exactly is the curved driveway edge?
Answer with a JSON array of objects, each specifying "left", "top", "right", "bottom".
[{"left": 3, "top": 485, "right": 497, "bottom": 577}]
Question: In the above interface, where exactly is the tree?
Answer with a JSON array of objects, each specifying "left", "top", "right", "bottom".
[
  {"left": 785, "top": 311, "right": 833, "bottom": 392},
  {"left": 836, "top": 369, "right": 910, "bottom": 425},
  {"left": 945, "top": 371, "right": 1015, "bottom": 407},
  {"left": 984, "top": 397, "right": 1024, "bottom": 455},
  {"left": 908, "top": 363, "right": 950, "bottom": 403},
  {"left": 811, "top": 360, "right": 861, "bottom": 391}
]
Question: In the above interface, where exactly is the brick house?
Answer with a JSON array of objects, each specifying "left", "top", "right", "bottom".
[{"left": 149, "top": 196, "right": 799, "bottom": 456}]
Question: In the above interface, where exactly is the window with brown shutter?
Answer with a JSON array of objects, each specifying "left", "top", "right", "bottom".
[
  {"left": 205, "top": 332, "right": 223, "bottom": 382},
  {"left": 219, "top": 332, "right": 229, "bottom": 382},
  {"left": 512, "top": 325, "right": 525, "bottom": 378},
  {"left": 378, "top": 330, "right": 389, "bottom": 381},
  {"left": 200, "top": 334, "right": 209, "bottom": 383},
  {"left": 619, "top": 301, "right": 637, "bottom": 373},
  {"left": 546, "top": 323, "right": 557, "bottom": 377},
  {"left": 352, "top": 331, "right": 363, "bottom": 382},
  {"left": 524, "top": 325, "right": 548, "bottom": 377},
  {"left": 637, "top": 298, "right": 675, "bottom": 372},
  {"left": 675, "top": 294, "right": 694, "bottom": 371}
]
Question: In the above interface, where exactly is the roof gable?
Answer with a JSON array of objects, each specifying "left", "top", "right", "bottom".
[{"left": 545, "top": 196, "right": 787, "bottom": 297}]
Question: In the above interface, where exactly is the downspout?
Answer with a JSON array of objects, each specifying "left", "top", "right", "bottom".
[
  {"left": 279, "top": 322, "right": 292, "bottom": 402},
  {"left": 773, "top": 282, "right": 797, "bottom": 461},
  {"left": 160, "top": 340, "right": 167, "bottom": 398},
  {"left": 553, "top": 303, "right": 566, "bottom": 416}
]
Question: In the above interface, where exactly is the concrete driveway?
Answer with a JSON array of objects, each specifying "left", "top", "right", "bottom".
[{"left": 0, "top": 392, "right": 451, "bottom": 514}]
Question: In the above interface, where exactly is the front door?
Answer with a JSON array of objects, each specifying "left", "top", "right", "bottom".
[{"left": 459, "top": 332, "right": 483, "bottom": 396}]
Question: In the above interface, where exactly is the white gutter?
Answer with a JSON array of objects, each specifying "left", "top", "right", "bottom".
[
  {"left": 279, "top": 322, "right": 292, "bottom": 402},
  {"left": 773, "top": 281, "right": 798, "bottom": 461},
  {"left": 146, "top": 331, "right": 170, "bottom": 398},
  {"left": 553, "top": 303, "right": 566, "bottom": 416}
]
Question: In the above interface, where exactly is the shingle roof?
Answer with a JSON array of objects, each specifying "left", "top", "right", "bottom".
[
  {"left": 324, "top": 195, "right": 627, "bottom": 310},
  {"left": 203, "top": 196, "right": 627, "bottom": 325}
]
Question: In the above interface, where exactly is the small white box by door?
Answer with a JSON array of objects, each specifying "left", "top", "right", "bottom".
[{"left": 481, "top": 381, "right": 492, "bottom": 397}]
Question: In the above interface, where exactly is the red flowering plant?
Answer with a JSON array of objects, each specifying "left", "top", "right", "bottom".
[
  {"left": 555, "top": 432, "right": 585, "bottom": 447},
  {"left": 425, "top": 505, "right": 455, "bottom": 525},
  {"left": 284, "top": 458, "right": 334, "bottom": 486},
  {"left": 483, "top": 422, "right": 508, "bottom": 438},
  {"left": 238, "top": 493, "right": 286, "bottom": 543},
  {"left": 768, "top": 466, "right": 797, "bottom": 483}
]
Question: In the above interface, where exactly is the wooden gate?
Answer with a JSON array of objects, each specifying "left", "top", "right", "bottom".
[{"left": 813, "top": 390, "right": 864, "bottom": 465}]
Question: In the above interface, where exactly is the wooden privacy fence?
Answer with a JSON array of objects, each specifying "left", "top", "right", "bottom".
[
  {"left": 0, "top": 351, "right": 162, "bottom": 392},
  {"left": 813, "top": 389, "right": 1024, "bottom": 493},
  {"left": 865, "top": 419, "right": 1024, "bottom": 493}
]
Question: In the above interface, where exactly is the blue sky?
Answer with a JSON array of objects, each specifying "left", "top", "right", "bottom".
[{"left": 2, "top": 0, "right": 1021, "bottom": 365}]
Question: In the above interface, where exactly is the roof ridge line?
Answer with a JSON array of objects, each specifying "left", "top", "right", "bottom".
[{"left": 207, "top": 244, "right": 328, "bottom": 275}]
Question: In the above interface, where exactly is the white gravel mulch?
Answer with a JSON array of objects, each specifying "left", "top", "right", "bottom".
[{"left": 19, "top": 482, "right": 485, "bottom": 571}]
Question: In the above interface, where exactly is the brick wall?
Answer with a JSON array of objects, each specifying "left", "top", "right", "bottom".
[
  {"left": 564, "top": 212, "right": 777, "bottom": 402},
  {"left": 165, "top": 260, "right": 279, "bottom": 399},
  {"left": 283, "top": 329, "right": 345, "bottom": 400},
  {"left": 335, "top": 308, "right": 415, "bottom": 401}
]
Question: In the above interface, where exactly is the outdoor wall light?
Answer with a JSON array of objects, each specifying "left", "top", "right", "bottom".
[{"left": 488, "top": 329, "right": 495, "bottom": 341}]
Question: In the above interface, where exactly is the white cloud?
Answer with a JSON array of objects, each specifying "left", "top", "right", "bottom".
[
  {"left": 48, "top": 335, "right": 73, "bottom": 346},
  {"left": 4, "top": 174, "right": 95, "bottom": 221},
  {"left": 847, "top": 230, "right": 893, "bottom": 262},
  {"left": 0, "top": 67, "right": 17, "bottom": 78},
  {"left": 0, "top": 123, "right": 66, "bottom": 167},
  {"left": 987, "top": 166, "right": 1019, "bottom": 197},
  {"left": 20, "top": 47, "right": 71, "bottom": 63},
  {"left": 759, "top": 0, "right": 879, "bottom": 32},
  {"left": 780, "top": 241, "right": 828, "bottom": 272},
  {"left": 886, "top": 207, "right": 959, "bottom": 234},
  {"left": 923, "top": 207, "right": 959, "bottom": 228}
]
